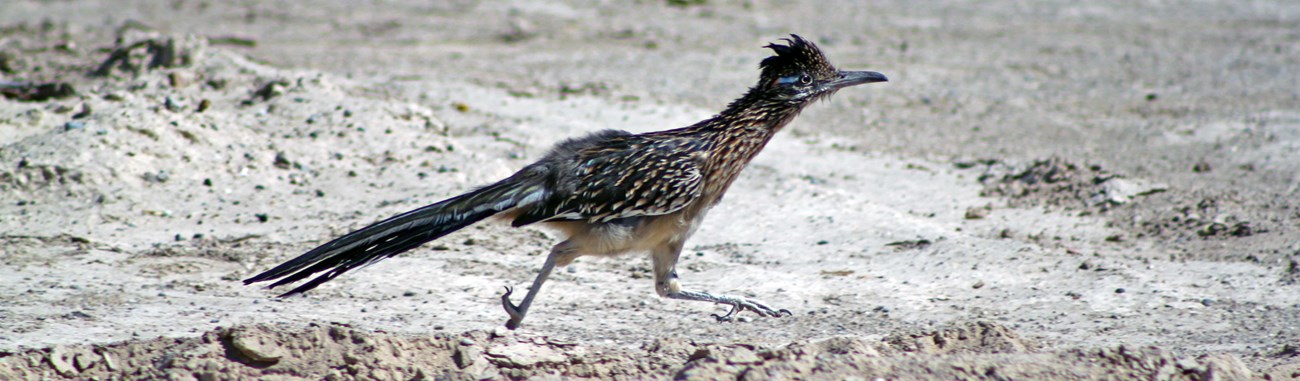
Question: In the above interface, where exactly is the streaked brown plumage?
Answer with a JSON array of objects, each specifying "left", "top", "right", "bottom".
[{"left": 245, "top": 35, "right": 888, "bottom": 329}]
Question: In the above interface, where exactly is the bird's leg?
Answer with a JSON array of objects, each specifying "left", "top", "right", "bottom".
[
  {"left": 501, "top": 241, "right": 571, "bottom": 330},
  {"left": 651, "top": 242, "right": 791, "bottom": 321}
]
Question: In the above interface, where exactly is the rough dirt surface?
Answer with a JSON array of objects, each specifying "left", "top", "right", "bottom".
[{"left": 1, "top": 1, "right": 1297, "bottom": 380}]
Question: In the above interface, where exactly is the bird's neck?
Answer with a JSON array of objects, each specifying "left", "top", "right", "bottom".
[
  {"left": 692, "top": 91, "right": 807, "bottom": 200},
  {"left": 709, "top": 89, "right": 805, "bottom": 133}
]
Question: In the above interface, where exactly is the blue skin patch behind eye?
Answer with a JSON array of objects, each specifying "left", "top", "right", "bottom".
[{"left": 777, "top": 75, "right": 802, "bottom": 85}]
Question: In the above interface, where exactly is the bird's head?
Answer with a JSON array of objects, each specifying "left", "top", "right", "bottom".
[{"left": 755, "top": 35, "right": 887, "bottom": 104}]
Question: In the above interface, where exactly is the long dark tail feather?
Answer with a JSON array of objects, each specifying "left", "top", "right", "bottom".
[{"left": 244, "top": 175, "right": 543, "bottom": 297}]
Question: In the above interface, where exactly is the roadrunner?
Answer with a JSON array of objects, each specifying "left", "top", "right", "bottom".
[{"left": 245, "top": 35, "right": 887, "bottom": 329}]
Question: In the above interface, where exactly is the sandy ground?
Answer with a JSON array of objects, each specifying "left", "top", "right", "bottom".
[{"left": 1, "top": 0, "right": 1297, "bottom": 380}]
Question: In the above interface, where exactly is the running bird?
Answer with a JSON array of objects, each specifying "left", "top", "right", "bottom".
[{"left": 244, "top": 35, "right": 888, "bottom": 330}]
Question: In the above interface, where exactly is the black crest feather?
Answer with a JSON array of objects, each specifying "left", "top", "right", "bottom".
[{"left": 759, "top": 34, "right": 835, "bottom": 79}]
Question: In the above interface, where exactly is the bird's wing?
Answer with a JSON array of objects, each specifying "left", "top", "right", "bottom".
[{"left": 511, "top": 136, "right": 704, "bottom": 226}]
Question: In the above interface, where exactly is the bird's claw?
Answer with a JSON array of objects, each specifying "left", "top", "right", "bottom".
[
  {"left": 711, "top": 298, "right": 791, "bottom": 322},
  {"left": 500, "top": 286, "right": 524, "bottom": 330},
  {"left": 500, "top": 286, "right": 517, "bottom": 310}
]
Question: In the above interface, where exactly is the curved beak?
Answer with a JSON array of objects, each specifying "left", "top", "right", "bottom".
[{"left": 829, "top": 70, "right": 888, "bottom": 89}]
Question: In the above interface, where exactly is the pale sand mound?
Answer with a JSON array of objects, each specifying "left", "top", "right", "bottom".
[{"left": 0, "top": 321, "right": 1254, "bottom": 380}]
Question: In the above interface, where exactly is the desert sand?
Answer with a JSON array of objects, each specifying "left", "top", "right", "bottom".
[{"left": 1, "top": 1, "right": 1297, "bottom": 379}]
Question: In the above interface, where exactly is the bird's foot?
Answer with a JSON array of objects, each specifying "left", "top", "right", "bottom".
[
  {"left": 664, "top": 289, "right": 792, "bottom": 322},
  {"left": 710, "top": 297, "right": 793, "bottom": 322},
  {"left": 500, "top": 286, "right": 524, "bottom": 330}
]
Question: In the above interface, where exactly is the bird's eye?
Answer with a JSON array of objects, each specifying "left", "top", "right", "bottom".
[{"left": 798, "top": 75, "right": 812, "bottom": 85}]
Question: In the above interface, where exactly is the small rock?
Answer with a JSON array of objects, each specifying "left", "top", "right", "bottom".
[
  {"left": 1196, "top": 353, "right": 1253, "bottom": 380},
  {"left": 169, "top": 71, "right": 194, "bottom": 88},
  {"left": 971, "top": 280, "right": 985, "bottom": 289},
  {"left": 63, "top": 121, "right": 85, "bottom": 131},
  {"left": 1198, "top": 222, "right": 1228, "bottom": 237},
  {"left": 72, "top": 103, "right": 91, "bottom": 119},
  {"left": 964, "top": 206, "right": 989, "bottom": 219},
  {"left": 725, "top": 346, "right": 763, "bottom": 365},
  {"left": 1114, "top": 288, "right": 1126, "bottom": 294},
  {"left": 48, "top": 346, "right": 77, "bottom": 376},
  {"left": 453, "top": 345, "right": 479, "bottom": 369},
  {"left": 102, "top": 352, "right": 118, "bottom": 371},
  {"left": 485, "top": 344, "right": 565, "bottom": 367},
  {"left": 1091, "top": 178, "right": 1167, "bottom": 206},
  {"left": 409, "top": 368, "right": 430, "bottom": 381},
  {"left": 165, "top": 96, "right": 187, "bottom": 112},
  {"left": 1192, "top": 161, "right": 1212, "bottom": 173},
  {"left": 252, "top": 80, "right": 288, "bottom": 101},
  {"left": 687, "top": 348, "right": 713, "bottom": 362},
  {"left": 459, "top": 338, "right": 477, "bottom": 346},
  {"left": 1201, "top": 298, "right": 1213, "bottom": 307},
  {"left": 1176, "top": 357, "right": 1204, "bottom": 373},
  {"left": 273, "top": 152, "right": 292, "bottom": 169},
  {"left": 74, "top": 352, "right": 98, "bottom": 371},
  {"left": 545, "top": 337, "right": 578, "bottom": 347},
  {"left": 207, "top": 78, "right": 228, "bottom": 89},
  {"left": 229, "top": 329, "right": 283, "bottom": 363},
  {"left": 1228, "top": 222, "right": 1257, "bottom": 237}
]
